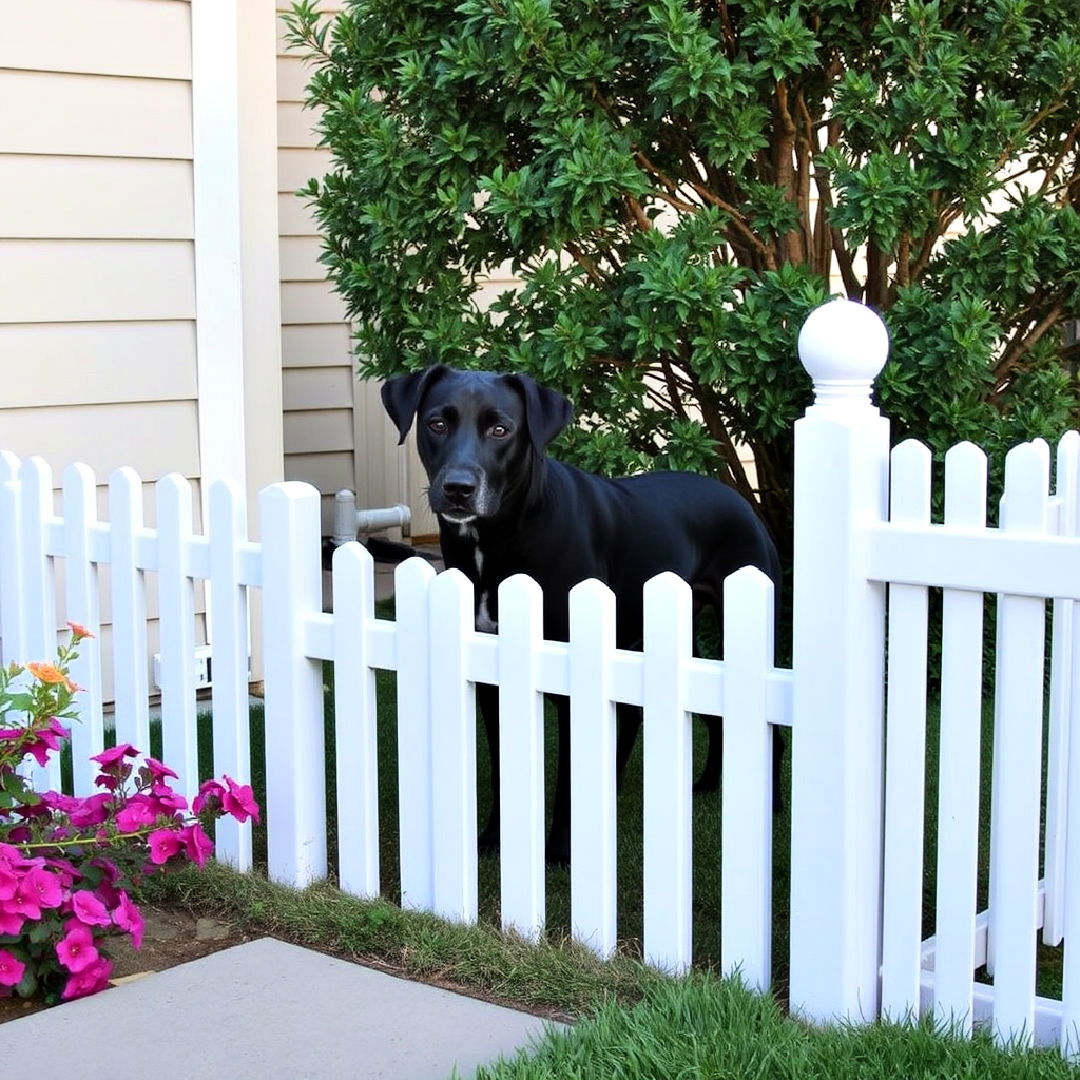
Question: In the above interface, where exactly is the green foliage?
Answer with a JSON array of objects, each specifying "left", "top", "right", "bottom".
[{"left": 285, "top": 0, "right": 1080, "bottom": 547}]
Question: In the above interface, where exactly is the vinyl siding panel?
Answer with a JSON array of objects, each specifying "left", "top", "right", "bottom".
[
  {"left": 0, "top": 240, "right": 196, "bottom": 324},
  {"left": 0, "top": 157, "right": 194, "bottom": 239},
  {"left": 280, "top": 281, "right": 348, "bottom": 326},
  {"left": 283, "top": 366, "right": 354, "bottom": 411},
  {"left": 3, "top": 402, "right": 200, "bottom": 480},
  {"left": 280, "top": 235, "right": 327, "bottom": 281},
  {"left": 281, "top": 323, "right": 354, "bottom": 368},
  {"left": 0, "top": 71, "right": 192, "bottom": 159},
  {"left": 1, "top": 0, "right": 192, "bottom": 80},
  {"left": 0, "top": 322, "right": 197, "bottom": 407},
  {"left": 284, "top": 408, "right": 354, "bottom": 454},
  {"left": 278, "top": 148, "right": 333, "bottom": 192}
]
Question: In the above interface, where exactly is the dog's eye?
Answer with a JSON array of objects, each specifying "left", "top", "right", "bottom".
[
  {"left": 489, "top": 424, "right": 509, "bottom": 439},
  {"left": 427, "top": 418, "right": 448, "bottom": 435}
]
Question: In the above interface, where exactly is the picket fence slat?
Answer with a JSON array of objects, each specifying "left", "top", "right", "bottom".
[
  {"left": 62, "top": 463, "right": 104, "bottom": 795},
  {"left": 934, "top": 442, "right": 988, "bottom": 1032},
  {"left": 643, "top": 571, "right": 693, "bottom": 974},
  {"left": 570, "top": 577, "right": 618, "bottom": 958},
  {"left": 988, "top": 441, "right": 1050, "bottom": 1046},
  {"left": 260, "top": 482, "right": 327, "bottom": 888},
  {"left": 881, "top": 439, "right": 931, "bottom": 1019},
  {"left": 1045, "top": 430, "right": 1080, "bottom": 946},
  {"left": 22, "top": 458, "right": 60, "bottom": 790},
  {"left": 109, "top": 467, "right": 151, "bottom": 760},
  {"left": 158, "top": 473, "right": 199, "bottom": 803},
  {"left": 208, "top": 479, "right": 252, "bottom": 871},
  {"left": 497, "top": 573, "right": 546, "bottom": 941},
  {"left": 332, "top": 541, "right": 379, "bottom": 897},
  {"left": 395, "top": 556, "right": 437, "bottom": 911},
  {"left": 720, "top": 566, "right": 775, "bottom": 992},
  {"left": 429, "top": 569, "right": 478, "bottom": 925}
]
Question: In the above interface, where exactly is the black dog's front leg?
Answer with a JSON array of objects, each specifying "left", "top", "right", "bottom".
[{"left": 476, "top": 681, "right": 501, "bottom": 854}]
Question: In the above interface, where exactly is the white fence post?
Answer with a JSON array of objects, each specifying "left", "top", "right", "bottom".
[
  {"left": 789, "top": 299, "right": 891, "bottom": 1024},
  {"left": 260, "top": 482, "right": 327, "bottom": 887}
]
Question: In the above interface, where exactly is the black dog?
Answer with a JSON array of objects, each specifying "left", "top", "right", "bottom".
[{"left": 382, "top": 366, "right": 781, "bottom": 864}]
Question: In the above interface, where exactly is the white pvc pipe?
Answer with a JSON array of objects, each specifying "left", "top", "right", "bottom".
[{"left": 333, "top": 489, "right": 411, "bottom": 545}]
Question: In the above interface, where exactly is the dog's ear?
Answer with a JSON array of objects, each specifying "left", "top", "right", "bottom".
[
  {"left": 506, "top": 374, "right": 574, "bottom": 453},
  {"left": 380, "top": 367, "right": 448, "bottom": 445}
]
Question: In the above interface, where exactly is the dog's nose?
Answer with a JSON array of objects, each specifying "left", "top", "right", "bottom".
[{"left": 442, "top": 475, "right": 476, "bottom": 503}]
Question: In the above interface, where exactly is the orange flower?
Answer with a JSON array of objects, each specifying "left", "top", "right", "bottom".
[
  {"left": 26, "top": 662, "right": 78, "bottom": 693},
  {"left": 27, "top": 662, "right": 67, "bottom": 685},
  {"left": 66, "top": 621, "right": 93, "bottom": 640}
]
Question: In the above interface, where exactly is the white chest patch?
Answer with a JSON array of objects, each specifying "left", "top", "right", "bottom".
[{"left": 476, "top": 590, "right": 498, "bottom": 634}]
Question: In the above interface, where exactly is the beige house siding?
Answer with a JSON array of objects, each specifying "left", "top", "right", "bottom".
[
  {"left": 277, "top": 3, "right": 440, "bottom": 537},
  {"left": 0, "top": 0, "right": 284, "bottom": 694}
]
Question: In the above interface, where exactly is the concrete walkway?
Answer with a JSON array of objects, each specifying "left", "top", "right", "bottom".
[{"left": 2, "top": 938, "right": 555, "bottom": 1080}]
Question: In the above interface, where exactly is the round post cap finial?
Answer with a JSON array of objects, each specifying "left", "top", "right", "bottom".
[{"left": 798, "top": 299, "right": 890, "bottom": 411}]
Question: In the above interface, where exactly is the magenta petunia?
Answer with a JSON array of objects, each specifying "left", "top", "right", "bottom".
[
  {"left": 90, "top": 743, "right": 138, "bottom": 767},
  {"left": 55, "top": 923, "right": 99, "bottom": 973},
  {"left": 0, "top": 948, "right": 25, "bottom": 988},
  {"left": 112, "top": 891, "right": 144, "bottom": 949},
  {"left": 68, "top": 793, "right": 113, "bottom": 828},
  {"left": 222, "top": 777, "right": 260, "bottom": 825},
  {"left": 150, "top": 783, "right": 188, "bottom": 812},
  {"left": 115, "top": 797, "right": 158, "bottom": 833},
  {"left": 143, "top": 757, "right": 178, "bottom": 782},
  {"left": 192, "top": 779, "right": 226, "bottom": 815},
  {"left": 182, "top": 824, "right": 214, "bottom": 868},
  {"left": 10, "top": 868, "right": 63, "bottom": 919},
  {"left": 147, "top": 829, "right": 183, "bottom": 865},
  {"left": 0, "top": 909, "right": 23, "bottom": 935},
  {"left": 71, "top": 889, "right": 112, "bottom": 928},
  {"left": 61, "top": 956, "right": 113, "bottom": 1000}
]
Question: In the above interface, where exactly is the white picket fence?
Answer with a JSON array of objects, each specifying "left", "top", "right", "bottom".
[{"left": 4, "top": 299, "right": 1080, "bottom": 1053}]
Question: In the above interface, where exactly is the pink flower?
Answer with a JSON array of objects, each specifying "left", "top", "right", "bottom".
[
  {"left": 91, "top": 743, "right": 137, "bottom": 767},
  {"left": 182, "top": 824, "right": 214, "bottom": 868},
  {"left": 56, "top": 923, "right": 99, "bottom": 973},
  {"left": 223, "top": 777, "right": 260, "bottom": 824},
  {"left": 147, "top": 829, "right": 183, "bottom": 865},
  {"left": 10, "top": 868, "right": 62, "bottom": 919},
  {"left": 0, "top": 865, "right": 16, "bottom": 902},
  {"left": 61, "top": 956, "right": 113, "bottom": 1001},
  {"left": 71, "top": 890, "right": 112, "bottom": 928},
  {"left": 192, "top": 779, "right": 226, "bottom": 815},
  {"left": 115, "top": 797, "right": 158, "bottom": 833},
  {"left": 112, "top": 892, "right": 144, "bottom": 949},
  {"left": 143, "top": 757, "right": 178, "bottom": 782},
  {"left": 0, "top": 949, "right": 25, "bottom": 988},
  {"left": 0, "top": 910, "right": 24, "bottom": 935},
  {"left": 69, "top": 793, "right": 113, "bottom": 828},
  {"left": 150, "top": 783, "right": 188, "bottom": 812}
]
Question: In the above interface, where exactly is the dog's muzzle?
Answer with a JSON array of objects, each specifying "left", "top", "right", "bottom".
[{"left": 430, "top": 465, "right": 493, "bottom": 523}]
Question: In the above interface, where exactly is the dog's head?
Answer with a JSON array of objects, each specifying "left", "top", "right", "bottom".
[{"left": 381, "top": 366, "right": 573, "bottom": 525}]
